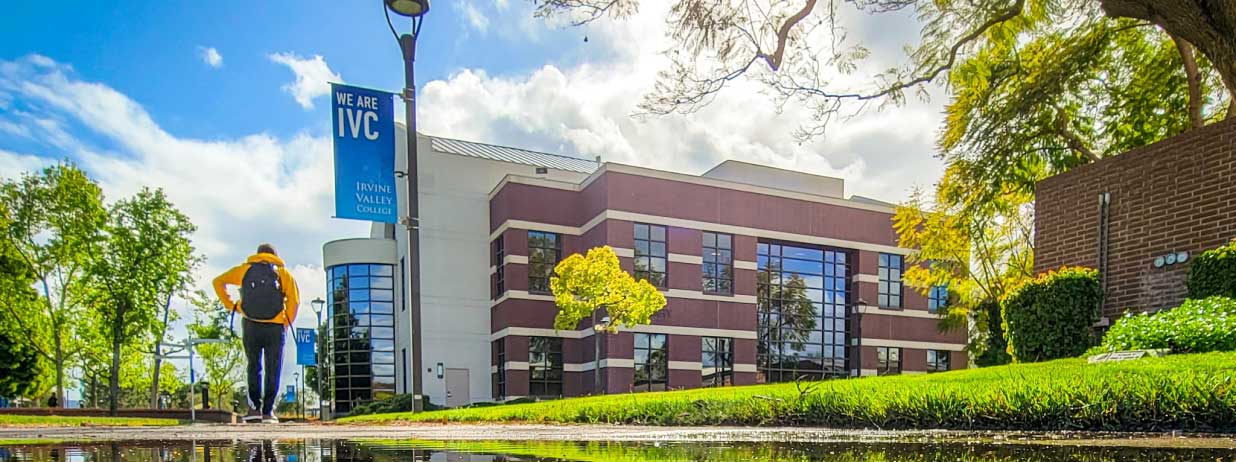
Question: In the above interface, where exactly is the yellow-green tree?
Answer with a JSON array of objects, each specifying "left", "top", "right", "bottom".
[{"left": 550, "top": 246, "right": 667, "bottom": 331}]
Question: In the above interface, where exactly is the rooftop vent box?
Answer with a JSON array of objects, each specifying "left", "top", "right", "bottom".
[{"left": 535, "top": 167, "right": 549, "bottom": 174}]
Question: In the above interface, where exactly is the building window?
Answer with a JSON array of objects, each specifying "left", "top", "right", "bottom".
[
  {"left": 328, "top": 263, "right": 397, "bottom": 414},
  {"left": 400, "top": 257, "right": 407, "bottom": 312},
  {"left": 927, "top": 349, "right": 950, "bottom": 372},
  {"left": 701, "top": 337, "right": 733, "bottom": 387},
  {"left": 494, "top": 340, "right": 506, "bottom": 399},
  {"left": 492, "top": 237, "right": 505, "bottom": 299},
  {"left": 633, "top": 333, "right": 668, "bottom": 392},
  {"left": 528, "top": 337, "right": 563, "bottom": 397},
  {"left": 528, "top": 231, "right": 560, "bottom": 293},
  {"left": 878, "top": 253, "right": 903, "bottom": 308},
  {"left": 634, "top": 223, "right": 667, "bottom": 288},
  {"left": 702, "top": 232, "right": 733, "bottom": 295},
  {"left": 877, "top": 347, "right": 901, "bottom": 375},
  {"left": 401, "top": 348, "right": 408, "bottom": 394},
  {"left": 928, "top": 284, "right": 948, "bottom": 313},
  {"left": 757, "top": 243, "right": 850, "bottom": 382}
]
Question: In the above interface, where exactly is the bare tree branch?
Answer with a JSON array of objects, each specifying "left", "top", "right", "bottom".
[
  {"left": 1168, "top": 33, "right": 1204, "bottom": 128},
  {"left": 758, "top": 0, "right": 819, "bottom": 71}
]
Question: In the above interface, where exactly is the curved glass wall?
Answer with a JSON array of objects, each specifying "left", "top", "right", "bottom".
[{"left": 328, "top": 263, "right": 396, "bottom": 414}]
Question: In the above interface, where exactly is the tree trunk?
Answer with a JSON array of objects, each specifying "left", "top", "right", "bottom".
[
  {"left": 53, "top": 333, "right": 64, "bottom": 408},
  {"left": 149, "top": 294, "right": 172, "bottom": 409},
  {"left": 109, "top": 316, "right": 122, "bottom": 416},
  {"left": 1170, "top": 34, "right": 1205, "bottom": 128},
  {"left": 1100, "top": 0, "right": 1236, "bottom": 101}
]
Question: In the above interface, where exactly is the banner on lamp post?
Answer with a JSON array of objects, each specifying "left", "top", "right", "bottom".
[
  {"left": 331, "top": 82, "right": 398, "bottom": 223},
  {"left": 295, "top": 327, "right": 317, "bottom": 366}
]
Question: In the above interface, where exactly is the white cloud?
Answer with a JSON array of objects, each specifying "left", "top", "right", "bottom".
[
  {"left": 0, "top": 54, "right": 364, "bottom": 392},
  {"left": 417, "top": 2, "right": 946, "bottom": 204},
  {"left": 458, "top": 1, "right": 491, "bottom": 34},
  {"left": 267, "top": 52, "right": 342, "bottom": 110},
  {"left": 198, "top": 46, "right": 223, "bottom": 68}
]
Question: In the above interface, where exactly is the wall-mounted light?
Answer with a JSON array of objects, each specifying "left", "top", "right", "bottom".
[{"left": 436, "top": 362, "right": 444, "bottom": 379}]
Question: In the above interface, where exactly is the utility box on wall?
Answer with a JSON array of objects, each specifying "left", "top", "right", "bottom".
[{"left": 1035, "top": 119, "right": 1236, "bottom": 319}]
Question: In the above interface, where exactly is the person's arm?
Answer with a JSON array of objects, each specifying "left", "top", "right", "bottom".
[
  {"left": 212, "top": 264, "right": 247, "bottom": 313},
  {"left": 280, "top": 267, "right": 300, "bottom": 326}
]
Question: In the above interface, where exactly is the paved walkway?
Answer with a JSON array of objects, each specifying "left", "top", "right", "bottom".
[{"left": 3, "top": 423, "right": 1236, "bottom": 448}]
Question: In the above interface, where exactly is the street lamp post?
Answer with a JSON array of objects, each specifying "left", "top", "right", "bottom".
[
  {"left": 293, "top": 370, "right": 302, "bottom": 420},
  {"left": 384, "top": 0, "right": 430, "bottom": 413},
  {"left": 311, "top": 297, "right": 326, "bottom": 420}
]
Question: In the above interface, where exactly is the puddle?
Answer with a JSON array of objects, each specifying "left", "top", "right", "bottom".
[{"left": 1, "top": 438, "right": 1234, "bottom": 461}]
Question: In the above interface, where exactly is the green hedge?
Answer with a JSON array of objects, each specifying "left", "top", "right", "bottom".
[
  {"left": 1187, "top": 239, "right": 1236, "bottom": 299},
  {"left": 1097, "top": 296, "right": 1236, "bottom": 353},
  {"left": 1001, "top": 266, "right": 1100, "bottom": 362},
  {"left": 974, "top": 298, "right": 1011, "bottom": 367}
]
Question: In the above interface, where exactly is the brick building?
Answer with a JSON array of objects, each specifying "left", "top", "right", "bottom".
[
  {"left": 324, "top": 132, "right": 966, "bottom": 412},
  {"left": 1035, "top": 118, "right": 1236, "bottom": 320}
]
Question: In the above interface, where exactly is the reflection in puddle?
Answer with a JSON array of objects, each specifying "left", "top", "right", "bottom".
[{"left": 0, "top": 439, "right": 1232, "bottom": 461}]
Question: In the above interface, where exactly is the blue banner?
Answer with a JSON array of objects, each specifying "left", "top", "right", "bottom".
[
  {"left": 295, "top": 328, "right": 317, "bottom": 366},
  {"left": 285, "top": 385, "right": 296, "bottom": 403},
  {"left": 331, "top": 83, "right": 398, "bottom": 223}
]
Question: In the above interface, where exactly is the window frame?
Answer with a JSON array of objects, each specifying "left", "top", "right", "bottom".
[
  {"left": 527, "top": 231, "right": 561, "bottom": 294},
  {"left": 702, "top": 231, "right": 734, "bottom": 295},
  {"left": 633, "top": 333, "right": 669, "bottom": 392},
  {"left": 494, "top": 340, "right": 507, "bottom": 399},
  {"left": 876, "top": 346, "right": 902, "bottom": 376},
  {"left": 492, "top": 237, "right": 505, "bottom": 299},
  {"left": 701, "top": 336, "right": 734, "bottom": 387},
  {"left": 634, "top": 223, "right": 668, "bottom": 288},
  {"left": 877, "top": 253, "right": 904, "bottom": 309},
  {"left": 528, "top": 336, "right": 564, "bottom": 397},
  {"left": 927, "top": 349, "right": 950, "bottom": 373},
  {"left": 928, "top": 284, "right": 948, "bottom": 313}
]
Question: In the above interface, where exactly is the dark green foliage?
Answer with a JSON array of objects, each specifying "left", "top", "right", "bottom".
[
  {"left": 1098, "top": 297, "right": 1236, "bottom": 354},
  {"left": 348, "top": 394, "right": 422, "bottom": 416},
  {"left": 344, "top": 352, "right": 1236, "bottom": 432},
  {"left": 1001, "top": 267, "right": 1101, "bottom": 362},
  {"left": 0, "top": 328, "right": 46, "bottom": 398},
  {"left": 974, "top": 299, "right": 1011, "bottom": 367},
  {"left": 1187, "top": 240, "right": 1236, "bottom": 299}
]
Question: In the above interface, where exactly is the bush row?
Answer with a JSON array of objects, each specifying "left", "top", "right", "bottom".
[
  {"left": 1097, "top": 296, "right": 1236, "bottom": 354},
  {"left": 1001, "top": 266, "right": 1100, "bottom": 362}
]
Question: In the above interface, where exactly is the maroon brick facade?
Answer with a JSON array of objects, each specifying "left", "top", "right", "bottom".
[
  {"left": 490, "top": 166, "right": 968, "bottom": 399},
  {"left": 1035, "top": 118, "right": 1236, "bottom": 318}
]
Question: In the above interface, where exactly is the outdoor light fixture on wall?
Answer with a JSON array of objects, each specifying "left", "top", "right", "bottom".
[
  {"left": 436, "top": 362, "right": 444, "bottom": 379},
  {"left": 1153, "top": 251, "right": 1190, "bottom": 268}
]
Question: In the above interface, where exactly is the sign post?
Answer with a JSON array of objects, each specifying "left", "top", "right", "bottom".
[{"left": 330, "top": 83, "right": 398, "bottom": 223}]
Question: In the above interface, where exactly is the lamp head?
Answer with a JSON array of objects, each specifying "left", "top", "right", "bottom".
[{"left": 385, "top": 0, "right": 429, "bottom": 17}]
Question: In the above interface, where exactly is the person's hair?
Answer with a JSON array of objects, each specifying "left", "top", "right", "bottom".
[{"left": 256, "top": 243, "right": 278, "bottom": 256}]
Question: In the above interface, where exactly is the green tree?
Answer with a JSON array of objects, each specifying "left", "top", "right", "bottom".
[
  {"left": 534, "top": 1, "right": 1233, "bottom": 137},
  {"left": 187, "top": 291, "right": 245, "bottom": 412},
  {"left": 0, "top": 163, "right": 107, "bottom": 406},
  {"left": 756, "top": 261, "right": 819, "bottom": 352},
  {"left": 84, "top": 188, "right": 197, "bottom": 415},
  {"left": 0, "top": 328, "right": 50, "bottom": 400},
  {"left": 550, "top": 246, "right": 668, "bottom": 331}
]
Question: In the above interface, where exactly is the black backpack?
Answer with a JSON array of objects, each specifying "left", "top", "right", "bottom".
[{"left": 240, "top": 263, "right": 284, "bottom": 320}]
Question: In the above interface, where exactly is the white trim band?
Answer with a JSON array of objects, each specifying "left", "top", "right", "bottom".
[
  {"left": 861, "top": 338, "right": 966, "bottom": 351},
  {"left": 858, "top": 305, "right": 942, "bottom": 319},
  {"left": 490, "top": 325, "right": 758, "bottom": 341}
]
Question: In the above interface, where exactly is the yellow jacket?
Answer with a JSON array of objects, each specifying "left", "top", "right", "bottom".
[{"left": 212, "top": 253, "right": 300, "bottom": 326}]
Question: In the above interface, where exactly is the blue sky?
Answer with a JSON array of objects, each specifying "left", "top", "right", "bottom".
[{"left": 1, "top": 1, "right": 947, "bottom": 402}]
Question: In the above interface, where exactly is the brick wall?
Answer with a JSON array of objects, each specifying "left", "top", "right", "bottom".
[{"left": 1035, "top": 118, "right": 1236, "bottom": 319}]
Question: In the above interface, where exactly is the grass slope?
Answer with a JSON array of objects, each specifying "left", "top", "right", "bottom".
[
  {"left": 0, "top": 415, "right": 179, "bottom": 427},
  {"left": 343, "top": 352, "right": 1236, "bottom": 431}
]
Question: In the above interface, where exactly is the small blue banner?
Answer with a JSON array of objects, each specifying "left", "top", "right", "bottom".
[
  {"left": 295, "top": 328, "right": 317, "bottom": 366},
  {"left": 285, "top": 385, "right": 296, "bottom": 403},
  {"left": 331, "top": 83, "right": 398, "bottom": 223}
]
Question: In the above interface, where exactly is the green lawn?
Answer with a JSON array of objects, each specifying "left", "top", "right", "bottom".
[
  {"left": 0, "top": 415, "right": 179, "bottom": 427},
  {"left": 343, "top": 352, "right": 1236, "bottom": 431}
]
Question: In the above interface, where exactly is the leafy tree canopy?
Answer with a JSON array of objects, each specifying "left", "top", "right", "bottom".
[{"left": 551, "top": 246, "right": 668, "bottom": 331}]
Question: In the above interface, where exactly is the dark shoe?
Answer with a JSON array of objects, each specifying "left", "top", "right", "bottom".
[
  {"left": 261, "top": 414, "right": 279, "bottom": 424},
  {"left": 243, "top": 408, "right": 262, "bottom": 423}
]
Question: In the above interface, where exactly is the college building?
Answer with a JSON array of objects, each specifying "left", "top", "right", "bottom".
[{"left": 322, "top": 127, "right": 966, "bottom": 413}]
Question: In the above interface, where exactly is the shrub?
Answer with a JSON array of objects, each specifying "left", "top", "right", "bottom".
[
  {"left": 973, "top": 299, "right": 1011, "bottom": 367},
  {"left": 1187, "top": 239, "right": 1236, "bottom": 299},
  {"left": 348, "top": 394, "right": 425, "bottom": 416},
  {"left": 1001, "top": 266, "right": 1101, "bottom": 362},
  {"left": 1097, "top": 296, "right": 1236, "bottom": 353}
]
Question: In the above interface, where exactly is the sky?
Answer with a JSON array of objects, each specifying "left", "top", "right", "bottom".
[{"left": 0, "top": 1, "right": 948, "bottom": 402}]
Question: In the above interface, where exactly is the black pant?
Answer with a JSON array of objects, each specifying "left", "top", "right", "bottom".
[{"left": 243, "top": 319, "right": 285, "bottom": 415}]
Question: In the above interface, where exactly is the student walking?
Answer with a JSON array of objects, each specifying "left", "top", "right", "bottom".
[{"left": 213, "top": 243, "right": 300, "bottom": 423}]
